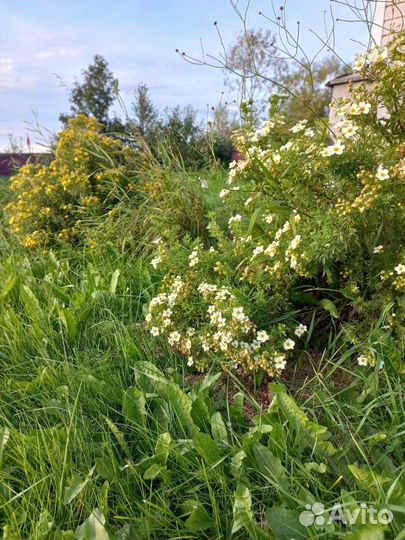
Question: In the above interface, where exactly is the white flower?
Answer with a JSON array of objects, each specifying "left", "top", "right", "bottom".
[
  {"left": 357, "top": 354, "right": 368, "bottom": 366},
  {"left": 394, "top": 264, "right": 405, "bottom": 275},
  {"left": 290, "top": 235, "right": 302, "bottom": 250},
  {"left": 376, "top": 165, "right": 389, "bottom": 181},
  {"left": 321, "top": 140, "right": 345, "bottom": 157},
  {"left": 168, "top": 331, "right": 181, "bottom": 345},
  {"left": 280, "top": 141, "right": 294, "bottom": 152},
  {"left": 294, "top": 324, "right": 307, "bottom": 337},
  {"left": 257, "top": 330, "right": 269, "bottom": 343},
  {"left": 304, "top": 128, "right": 315, "bottom": 138},
  {"left": 358, "top": 101, "right": 371, "bottom": 114},
  {"left": 187, "top": 356, "right": 194, "bottom": 366},
  {"left": 252, "top": 245, "right": 264, "bottom": 259},
  {"left": 229, "top": 214, "right": 242, "bottom": 225},
  {"left": 290, "top": 120, "right": 307, "bottom": 133},
  {"left": 274, "top": 354, "right": 287, "bottom": 370},
  {"left": 368, "top": 47, "right": 388, "bottom": 63},
  {"left": 219, "top": 189, "right": 230, "bottom": 198},
  {"left": 189, "top": 250, "right": 199, "bottom": 267},
  {"left": 353, "top": 54, "right": 366, "bottom": 71},
  {"left": 264, "top": 241, "right": 278, "bottom": 257},
  {"left": 151, "top": 256, "right": 162, "bottom": 269},
  {"left": 200, "top": 179, "right": 209, "bottom": 188},
  {"left": 373, "top": 245, "right": 384, "bottom": 254},
  {"left": 283, "top": 338, "right": 295, "bottom": 350},
  {"left": 244, "top": 197, "right": 253, "bottom": 207},
  {"left": 145, "top": 313, "right": 152, "bottom": 323},
  {"left": 264, "top": 213, "right": 274, "bottom": 224},
  {"left": 150, "top": 327, "right": 160, "bottom": 336}
]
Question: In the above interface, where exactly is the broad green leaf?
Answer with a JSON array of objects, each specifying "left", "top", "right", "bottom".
[
  {"left": 60, "top": 308, "right": 79, "bottom": 344},
  {"left": 348, "top": 464, "right": 394, "bottom": 498},
  {"left": 45, "top": 281, "right": 71, "bottom": 304},
  {"left": 319, "top": 298, "right": 340, "bottom": 318},
  {"left": 266, "top": 507, "right": 308, "bottom": 539},
  {"left": 75, "top": 509, "right": 110, "bottom": 540},
  {"left": 64, "top": 466, "right": 95, "bottom": 505},
  {"left": 109, "top": 269, "right": 120, "bottom": 295},
  {"left": 230, "top": 450, "right": 247, "bottom": 478},
  {"left": 154, "top": 432, "right": 171, "bottom": 465},
  {"left": 252, "top": 443, "right": 286, "bottom": 480},
  {"left": 122, "top": 387, "right": 147, "bottom": 427},
  {"left": 231, "top": 484, "right": 254, "bottom": 535},
  {"left": 133, "top": 361, "right": 167, "bottom": 394},
  {"left": 166, "top": 383, "right": 197, "bottom": 435},
  {"left": 0, "top": 274, "right": 17, "bottom": 301},
  {"left": 143, "top": 463, "right": 166, "bottom": 480},
  {"left": 193, "top": 432, "right": 222, "bottom": 465},
  {"left": 151, "top": 398, "right": 169, "bottom": 434},
  {"left": 211, "top": 412, "right": 228, "bottom": 445},
  {"left": 185, "top": 505, "right": 213, "bottom": 532},
  {"left": 275, "top": 390, "right": 336, "bottom": 457}
]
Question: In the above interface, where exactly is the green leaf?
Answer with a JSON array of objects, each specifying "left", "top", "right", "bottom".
[
  {"left": 211, "top": 412, "right": 228, "bottom": 445},
  {"left": 0, "top": 427, "right": 10, "bottom": 467},
  {"left": 185, "top": 505, "right": 213, "bottom": 532},
  {"left": 143, "top": 463, "right": 166, "bottom": 480},
  {"left": 166, "top": 383, "right": 197, "bottom": 435},
  {"left": 109, "top": 269, "right": 120, "bottom": 295},
  {"left": 60, "top": 308, "right": 79, "bottom": 344},
  {"left": 193, "top": 432, "right": 222, "bottom": 465},
  {"left": 275, "top": 389, "right": 336, "bottom": 457},
  {"left": 342, "top": 524, "right": 386, "bottom": 540},
  {"left": 154, "top": 432, "right": 171, "bottom": 465},
  {"left": 252, "top": 443, "right": 285, "bottom": 480},
  {"left": 230, "top": 450, "right": 247, "bottom": 478},
  {"left": 0, "top": 274, "right": 17, "bottom": 301},
  {"left": 266, "top": 507, "right": 308, "bottom": 539},
  {"left": 122, "top": 387, "right": 147, "bottom": 428},
  {"left": 75, "top": 509, "right": 110, "bottom": 540},
  {"left": 45, "top": 281, "right": 71, "bottom": 304},
  {"left": 151, "top": 398, "right": 169, "bottom": 434},
  {"left": 231, "top": 484, "right": 254, "bottom": 535},
  {"left": 133, "top": 361, "right": 167, "bottom": 394},
  {"left": 348, "top": 464, "right": 394, "bottom": 498},
  {"left": 64, "top": 466, "right": 95, "bottom": 505},
  {"left": 319, "top": 298, "right": 340, "bottom": 318}
]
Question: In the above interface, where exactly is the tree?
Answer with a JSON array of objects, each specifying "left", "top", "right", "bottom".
[
  {"left": 60, "top": 55, "right": 117, "bottom": 128},
  {"left": 223, "top": 29, "right": 344, "bottom": 122},
  {"left": 224, "top": 29, "right": 283, "bottom": 118},
  {"left": 132, "top": 83, "right": 158, "bottom": 136},
  {"left": 279, "top": 56, "right": 345, "bottom": 121}
]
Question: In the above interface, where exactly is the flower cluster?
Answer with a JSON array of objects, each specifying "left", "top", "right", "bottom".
[
  {"left": 6, "top": 115, "right": 139, "bottom": 248},
  {"left": 146, "top": 272, "right": 307, "bottom": 376},
  {"left": 146, "top": 32, "right": 405, "bottom": 374}
]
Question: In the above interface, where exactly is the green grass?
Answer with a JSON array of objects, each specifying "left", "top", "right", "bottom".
[
  {"left": 0, "top": 241, "right": 403, "bottom": 540},
  {"left": 0, "top": 160, "right": 404, "bottom": 539}
]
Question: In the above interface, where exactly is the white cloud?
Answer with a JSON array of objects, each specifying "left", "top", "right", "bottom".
[
  {"left": 36, "top": 47, "right": 81, "bottom": 60},
  {"left": 0, "top": 58, "right": 14, "bottom": 75}
]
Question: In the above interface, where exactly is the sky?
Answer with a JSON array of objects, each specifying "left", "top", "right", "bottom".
[{"left": 0, "top": 0, "right": 372, "bottom": 151}]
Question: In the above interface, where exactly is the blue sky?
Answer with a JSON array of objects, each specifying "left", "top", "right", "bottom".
[{"left": 0, "top": 0, "right": 372, "bottom": 150}]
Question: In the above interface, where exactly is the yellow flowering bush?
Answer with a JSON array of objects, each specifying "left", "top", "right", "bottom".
[
  {"left": 146, "top": 32, "right": 405, "bottom": 376},
  {"left": 6, "top": 115, "right": 139, "bottom": 248}
]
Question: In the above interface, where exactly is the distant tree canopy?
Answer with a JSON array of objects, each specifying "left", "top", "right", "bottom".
[
  {"left": 224, "top": 29, "right": 345, "bottom": 122},
  {"left": 58, "top": 56, "right": 236, "bottom": 168},
  {"left": 59, "top": 55, "right": 117, "bottom": 128}
]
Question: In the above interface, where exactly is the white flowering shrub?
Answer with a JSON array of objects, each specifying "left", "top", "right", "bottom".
[{"left": 146, "top": 32, "right": 405, "bottom": 376}]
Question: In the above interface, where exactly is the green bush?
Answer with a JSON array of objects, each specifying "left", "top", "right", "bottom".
[
  {"left": 146, "top": 32, "right": 405, "bottom": 376},
  {"left": 5, "top": 115, "right": 142, "bottom": 248}
]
